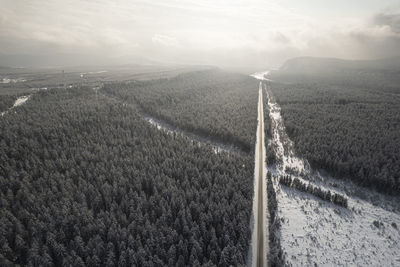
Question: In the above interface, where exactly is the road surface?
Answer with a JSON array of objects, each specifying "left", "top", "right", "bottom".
[{"left": 251, "top": 81, "right": 268, "bottom": 266}]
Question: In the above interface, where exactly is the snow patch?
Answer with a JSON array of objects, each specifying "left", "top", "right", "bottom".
[
  {"left": 250, "top": 71, "right": 273, "bottom": 81},
  {"left": 0, "top": 77, "right": 26, "bottom": 83},
  {"left": 1, "top": 95, "right": 31, "bottom": 116},
  {"left": 13, "top": 96, "right": 30, "bottom": 107}
]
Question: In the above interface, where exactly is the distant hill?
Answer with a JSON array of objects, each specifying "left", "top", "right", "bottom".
[
  {"left": 268, "top": 56, "right": 400, "bottom": 90},
  {"left": 279, "top": 56, "right": 400, "bottom": 73}
]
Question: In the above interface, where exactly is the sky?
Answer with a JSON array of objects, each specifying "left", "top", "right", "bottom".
[{"left": 1, "top": 0, "right": 400, "bottom": 70}]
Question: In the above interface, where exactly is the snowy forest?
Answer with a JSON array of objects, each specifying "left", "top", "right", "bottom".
[{"left": 0, "top": 76, "right": 258, "bottom": 266}]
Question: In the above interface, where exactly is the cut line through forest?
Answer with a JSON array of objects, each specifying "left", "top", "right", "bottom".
[{"left": 98, "top": 89, "right": 248, "bottom": 156}]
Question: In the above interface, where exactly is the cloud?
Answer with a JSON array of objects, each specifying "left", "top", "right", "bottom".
[
  {"left": 0, "top": 0, "right": 400, "bottom": 69},
  {"left": 373, "top": 12, "right": 400, "bottom": 33},
  {"left": 152, "top": 34, "right": 180, "bottom": 47}
]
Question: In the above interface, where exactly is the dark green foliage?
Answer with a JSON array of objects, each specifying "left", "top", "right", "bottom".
[
  {"left": 279, "top": 176, "right": 348, "bottom": 208},
  {"left": 262, "top": 87, "right": 272, "bottom": 139},
  {"left": 0, "top": 95, "right": 16, "bottom": 112},
  {"left": 0, "top": 86, "right": 254, "bottom": 266},
  {"left": 102, "top": 69, "right": 259, "bottom": 153},
  {"left": 373, "top": 220, "right": 383, "bottom": 229},
  {"left": 263, "top": 87, "right": 276, "bottom": 166},
  {"left": 270, "top": 82, "right": 400, "bottom": 194},
  {"left": 266, "top": 146, "right": 277, "bottom": 166}
]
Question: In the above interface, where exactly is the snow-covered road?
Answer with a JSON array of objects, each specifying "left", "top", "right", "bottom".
[{"left": 249, "top": 82, "right": 268, "bottom": 267}]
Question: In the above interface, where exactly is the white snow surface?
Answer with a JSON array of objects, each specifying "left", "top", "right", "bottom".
[
  {"left": 265, "top": 86, "right": 400, "bottom": 266},
  {"left": 13, "top": 95, "right": 30, "bottom": 107},
  {"left": 276, "top": 180, "right": 400, "bottom": 266},
  {"left": 0, "top": 77, "right": 26, "bottom": 83},
  {"left": 250, "top": 70, "right": 273, "bottom": 81}
]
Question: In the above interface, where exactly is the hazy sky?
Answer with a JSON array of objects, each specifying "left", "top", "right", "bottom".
[{"left": 1, "top": 0, "right": 400, "bottom": 69}]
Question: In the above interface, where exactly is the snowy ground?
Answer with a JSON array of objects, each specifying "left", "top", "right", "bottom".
[
  {"left": 13, "top": 95, "right": 30, "bottom": 107},
  {"left": 264, "top": 84, "right": 400, "bottom": 266},
  {"left": 0, "top": 77, "right": 26, "bottom": 83},
  {"left": 275, "top": 179, "right": 400, "bottom": 266},
  {"left": 1, "top": 95, "right": 31, "bottom": 116},
  {"left": 250, "top": 71, "right": 273, "bottom": 81}
]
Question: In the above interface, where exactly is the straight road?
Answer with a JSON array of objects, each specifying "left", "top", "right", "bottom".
[{"left": 253, "top": 81, "right": 268, "bottom": 266}]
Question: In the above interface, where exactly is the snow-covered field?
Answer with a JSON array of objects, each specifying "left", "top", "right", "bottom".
[
  {"left": 264, "top": 84, "right": 400, "bottom": 266},
  {"left": 0, "top": 77, "right": 26, "bottom": 83},
  {"left": 276, "top": 179, "right": 400, "bottom": 266}
]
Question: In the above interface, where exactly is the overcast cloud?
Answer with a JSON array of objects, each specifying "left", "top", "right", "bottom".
[{"left": 1, "top": 0, "right": 400, "bottom": 69}]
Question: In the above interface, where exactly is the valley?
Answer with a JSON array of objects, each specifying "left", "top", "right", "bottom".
[{"left": 1, "top": 60, "right": 399, "bottom": 266}]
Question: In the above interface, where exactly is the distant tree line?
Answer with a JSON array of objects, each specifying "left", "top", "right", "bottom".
[
  {"left": 280, "top": 176, "right": 348, "bottom": 208},
  {"left": 269, "top": 81, "right": 400, "bottom": 194},
  {"left": 102, "top": 69, "right": 259, "bottom": 153},
  {"left": 0, "top": 86, "right": 254, "bottom": 266}
]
